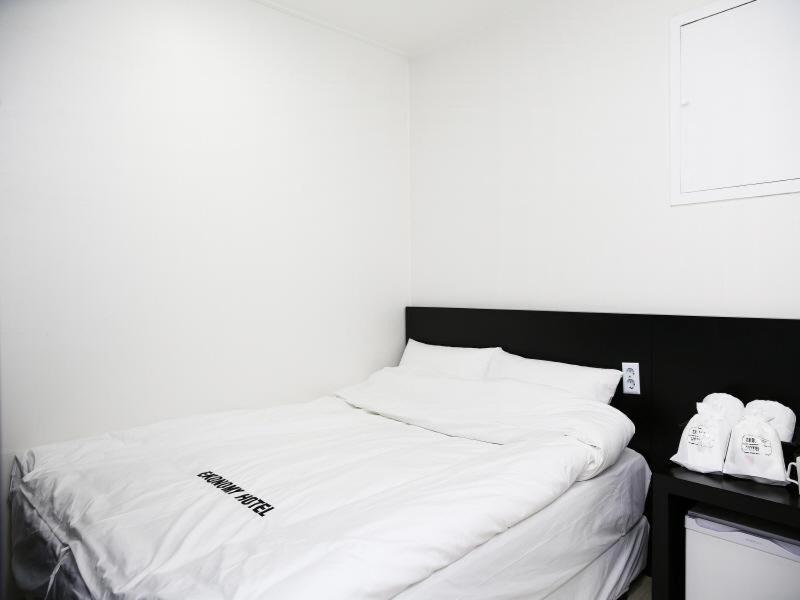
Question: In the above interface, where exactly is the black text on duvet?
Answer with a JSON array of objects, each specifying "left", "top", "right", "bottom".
[{"left": 197, "top": 471, "right": 275, "bottom": 517}]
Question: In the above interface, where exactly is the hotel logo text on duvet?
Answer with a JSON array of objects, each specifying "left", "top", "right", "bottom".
[{"left": 197, "top": 471, "right": 275, "bottom": 517}]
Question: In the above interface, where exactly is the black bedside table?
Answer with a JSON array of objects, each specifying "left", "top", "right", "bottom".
[{"left": 651, "top": 467, "right": 800, "bottom": 600}]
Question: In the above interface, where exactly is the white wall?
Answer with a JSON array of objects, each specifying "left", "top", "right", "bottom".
[
  {"left": 0, "top": 0, "right": 409, "bottom": 585},
  {"left": 410, "top": 0, "right": 800, "bottom": 319}
]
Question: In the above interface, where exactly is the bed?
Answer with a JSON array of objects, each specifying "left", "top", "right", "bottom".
[{"left": 11, "top": 310, "right": 652, "bottom": 599}]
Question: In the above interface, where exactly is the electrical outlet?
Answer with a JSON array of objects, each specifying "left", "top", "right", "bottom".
[{"left": 622, "top": 362, "right": 640, "bottom": 395}]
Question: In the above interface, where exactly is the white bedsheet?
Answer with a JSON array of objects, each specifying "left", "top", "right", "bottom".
[
  {"left": 16, "top": 371, "right": 634, "bottom": 600},
  {"left": 545, "top": 516, "right": 649, "bottom": 600},
  {"left": 397, "top": 449, "right": 650, "bottom": 600}
]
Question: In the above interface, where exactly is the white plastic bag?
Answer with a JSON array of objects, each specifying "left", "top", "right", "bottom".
[
  {"left": 701, "top": 393, "right": 744, "bottom": 429},
  {"left": 723, "top": 413, "right": 787, "bottom": 485},
  {"left": 744, "top": 400, "right": 796, "bottom": 443},
  {"left": 671, "top": 403, "right": 731, "bottom": 474}
]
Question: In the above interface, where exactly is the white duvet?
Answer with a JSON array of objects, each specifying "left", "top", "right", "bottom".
[{"left": 16, "top": 368, "right": 634, "bottom": 600}]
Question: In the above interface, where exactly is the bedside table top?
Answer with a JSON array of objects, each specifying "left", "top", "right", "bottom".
[{"left": 655, "top": 466, "right": 800, "bottom": 526}]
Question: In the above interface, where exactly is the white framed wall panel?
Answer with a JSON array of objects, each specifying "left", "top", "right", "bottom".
[{"left": 670, "top": 0, "right": 800, "bottom": 205}]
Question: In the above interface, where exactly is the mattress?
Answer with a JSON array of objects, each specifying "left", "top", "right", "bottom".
[
  {"left": 13, "top": 448, "right": 648, "bottom": 600},
  {"left": 396, "top": 448, "right": 650, "bottom": 600}
]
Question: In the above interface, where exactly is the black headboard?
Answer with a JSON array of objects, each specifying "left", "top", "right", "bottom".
[{"left": 406, "top": 307, "right": 800, "bottom": 469}]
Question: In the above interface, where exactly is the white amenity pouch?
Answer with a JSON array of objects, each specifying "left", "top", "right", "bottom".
[
  {"left": 722, "top": 413, "right": 788, "bottom": 485},
  {"left": 701, "top": 393, "right": 744, "bottom": 430},
  {"left": 744, "top": 400, "right": 796, "bottom": 443},
  {"left": 671, "top": 403, "right": 731, "bottom": 474}
]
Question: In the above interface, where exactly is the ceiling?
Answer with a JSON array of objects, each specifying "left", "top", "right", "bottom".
[{"left": 254, "top": 0, "right": 507, "bottom": 57}]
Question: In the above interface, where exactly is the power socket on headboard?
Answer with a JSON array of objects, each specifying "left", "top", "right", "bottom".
[{"left": 622, "top": 363, "right": 641, "bottom": 395}]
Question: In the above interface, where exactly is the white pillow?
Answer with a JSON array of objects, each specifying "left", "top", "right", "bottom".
[
  {"left": 486, "top": 349, "right": 622, "bottom": 404},
  {"left": 399, "top": 339, "right": 499, "bottom": 380}
]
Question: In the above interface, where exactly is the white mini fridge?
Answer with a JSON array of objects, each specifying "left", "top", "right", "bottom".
[{"left": 685, "top": 506, "right": 800, "bottom": 600}]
